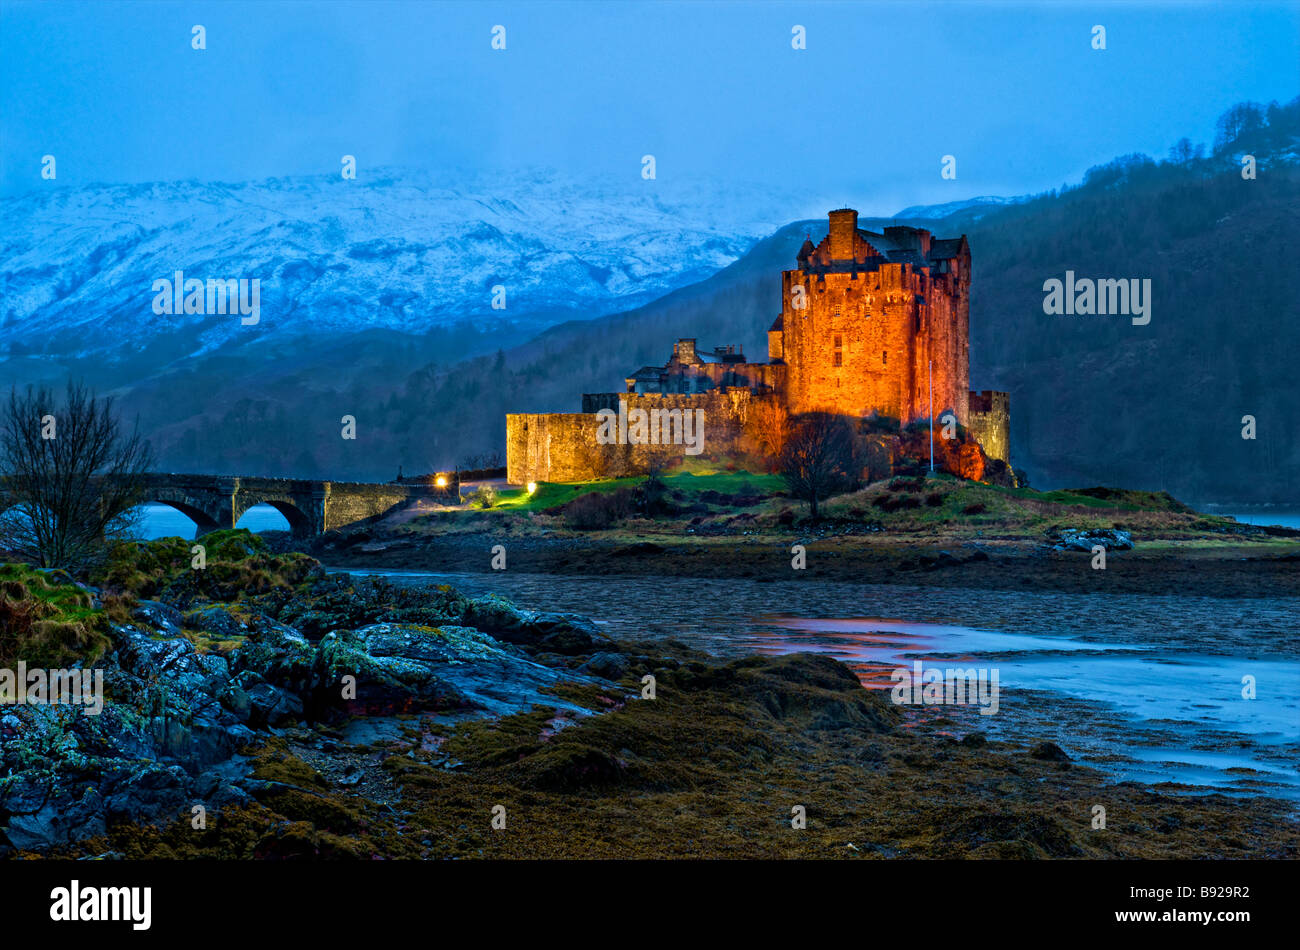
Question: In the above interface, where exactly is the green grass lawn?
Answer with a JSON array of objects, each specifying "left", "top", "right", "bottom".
[{"left": 473, "top": 467, "right": 787, "bottom": 514}]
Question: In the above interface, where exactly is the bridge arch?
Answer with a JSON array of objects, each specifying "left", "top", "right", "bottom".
[
  {"left": 237, "top": 499, "right": 310, "bottom": 537},
  {"left": 140, "top": 497, "right": 222, "bottom": 536}
]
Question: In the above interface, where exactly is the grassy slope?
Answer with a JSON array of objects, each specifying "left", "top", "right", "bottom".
[{"left": 0, "top": 563, "right": 114, "bottom": 668}]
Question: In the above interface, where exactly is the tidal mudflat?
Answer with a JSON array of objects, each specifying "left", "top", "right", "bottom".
[{"left": 347, "top": 569, "right": 1300, "bottom": 805}]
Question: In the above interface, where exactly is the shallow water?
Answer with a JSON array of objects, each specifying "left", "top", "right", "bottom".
[
  {"left": 336, "top": 567, "right": 1300, "bottom": 803},
  {"left": 1222, "top": 511, "right": 1300, "bottom": 530},
  {"left": 133, "top": 502, "right": 289, "bottom": 539}
]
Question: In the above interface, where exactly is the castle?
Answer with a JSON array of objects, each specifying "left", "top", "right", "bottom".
[{"left": 507, "top": 208, "right": 1009, "bottom": 484}]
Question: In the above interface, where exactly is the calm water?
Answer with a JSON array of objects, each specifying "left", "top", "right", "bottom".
[
  {"left": 1223, "top": 512, "right": 1300, "bottom": 530},
  {"left": 338, "top": 568, "right": 1300, "bottom": 803},
  {"left": 133, "top": 502, "right": 289, "bottom": 539},
  {"left": 135, "top": 504, "right": 1300, "bottom": 540}
]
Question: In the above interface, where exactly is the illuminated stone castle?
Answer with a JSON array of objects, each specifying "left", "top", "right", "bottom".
[{"left": 507, "top": 209, "right": 1009, "bottom": 484}]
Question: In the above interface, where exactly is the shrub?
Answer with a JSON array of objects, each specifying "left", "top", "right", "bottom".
[
  {"left": 563, "top": 489, "right": 635, "bottom": 530},
  {"left": 888, "top": 477, "right": 927, "bottom": 493},
  {"left": 91, "top": 530, "right": 320, "bottom": 603},
  {"left": 636, "top": 476, "right": 675, "bottom": 517},
  {"left": 873, "top": 494, "right": 921, "bottom": 512},
  {"left": 469, "top": 486, "right": 498, "bottom": 509}
]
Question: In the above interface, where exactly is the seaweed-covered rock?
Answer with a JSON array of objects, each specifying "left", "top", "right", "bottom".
[
  {"left": 230, "top": 612, "right": 316, "bottom": 695},
  {"left": 314, "top": 627, "right": 472, "bottom": 716},
  {"left": 1028, "top": 741, "right": 1071, "bottom": 762},
  {"left": 111, "top": 627, "right": 224, "bottom": 706},
  {"left": 311, "top": 623, "right": 600, "bottom": 718},
  {"left": 581, "top": 652, "right": 630, "bottom": 680},
  {"left": 462, "top": 595, "right": 606, "bottom": 654},
  {"left": 272, "top": 574, "right": 470, "bottom": 638},
  {"left": 2, "top": 539, "right": 611, "bottom": 854}
]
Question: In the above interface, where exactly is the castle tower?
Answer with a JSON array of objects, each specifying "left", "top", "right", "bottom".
[{"left": 768, "top": 209, "right": 971, "bottom": 426}]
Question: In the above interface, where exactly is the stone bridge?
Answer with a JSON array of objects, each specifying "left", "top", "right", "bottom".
[
  {"left": 0, "top": 473, "right": 461, "bottom": 539},
  {"left": 137, "top": 474, "right": 460, "bottom": 538}
]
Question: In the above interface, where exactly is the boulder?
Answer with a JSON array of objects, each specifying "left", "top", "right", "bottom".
[
  {"left": 244, "top": 682, "right": 305, "bottom": 727},
  {"left": 313, "top": 627, "right": 470, "bottom": 717},
  {"left": 1053, "top": 529, "right": 1133, "bottom": 552},
  {"left": 463, "top": 596, "right": 605, "bottom": 654},
  {"left": 132, "top": 600, "right": 185, "bottom": 636},
  {"left": 111, "top": 627, "right": 220, "bottom": 706},
  {"left": 580, "top": 652, "right": 630, "bottom": 680},
  {"left": 1028, "top": 741, "right": 1071, "bottom": 762}
]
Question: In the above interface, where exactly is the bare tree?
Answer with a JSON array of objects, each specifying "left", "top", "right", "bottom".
[
  {"left": 1168, "top": 137, "right": 1195, "bottom": 165},
  {"left": 1213, "top": 101, "right": 1264, "bottom": 153},
  {"left": 0, "top": 382, "right": 153, "bottom": 568},
  {"left": 778, "top": 412, "right": 859, "bottom": 519},
  {"left": 745, "top": 398, "right": 789, "bottom": 470}
]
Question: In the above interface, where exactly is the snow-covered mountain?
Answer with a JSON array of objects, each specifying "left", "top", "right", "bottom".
[
  {"left": 892, "top": 195, "right": 1027, "bottom": 221},
  {"left": 0, "top": 168, "right": 813, "bottom": 367}
]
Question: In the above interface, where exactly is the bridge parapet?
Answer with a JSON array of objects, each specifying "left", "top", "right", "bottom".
[{"left": 136, "top": 472, "right": 460, "bottom": 538}]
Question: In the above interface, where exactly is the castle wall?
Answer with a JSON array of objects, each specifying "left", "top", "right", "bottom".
[
  {"left": 507, "top": 413, "right": 617, "bottom": 484},
  {"left": 508, "top": 390, "right": 776, "bottom": 484},
  {"left": 967, "top": 390, "right": 1010, "bottom": 466}
]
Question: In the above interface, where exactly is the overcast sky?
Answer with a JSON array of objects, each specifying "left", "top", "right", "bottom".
[{"left": 2, "top": 0, "right": 1297, "bottom": 213}]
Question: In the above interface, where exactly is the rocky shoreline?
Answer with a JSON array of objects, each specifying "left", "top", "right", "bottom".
[
  {"left": 0, "top": 534, "right": 618, "bottom": 854},
  {"left": 2, "top": 531, "right": 1296, "bottom": 859}
]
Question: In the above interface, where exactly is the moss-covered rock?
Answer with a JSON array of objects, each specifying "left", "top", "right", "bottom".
[{"left": 92, "top": 531, "right": 322, "bottom": 604}]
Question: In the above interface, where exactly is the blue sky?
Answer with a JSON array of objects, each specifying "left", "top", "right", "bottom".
[{"left": 2, "top": 0, "right": 1298, "bottom": 212}]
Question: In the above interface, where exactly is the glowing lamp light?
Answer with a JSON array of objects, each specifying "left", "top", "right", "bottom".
[
  {"left": 435, "top": 475, "right": 447, "bottom": 488},
  {"left": 526, "top": 482, "right": 537, "bottom": 494}
]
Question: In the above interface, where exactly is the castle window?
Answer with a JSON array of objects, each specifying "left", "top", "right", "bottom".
[
  {"left": 882, "top": 351, "right": 888, "bottom": 365},
  {"left": 833, "top": 351, "right": 842, "bottom": 367}
]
